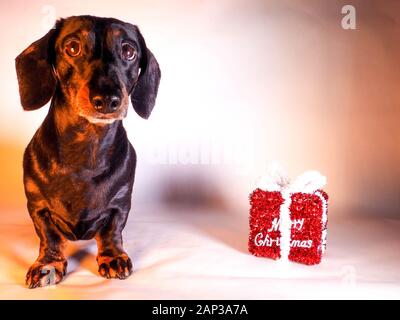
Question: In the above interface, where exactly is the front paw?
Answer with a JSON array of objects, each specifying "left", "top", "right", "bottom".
[
  {"left": 25, "top": 260, "right": 67, "bottom": 289},
  {"left": 97, "top": 253, "right": 133, "bottom": 280}
]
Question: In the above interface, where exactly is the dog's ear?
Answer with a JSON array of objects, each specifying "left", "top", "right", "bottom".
[
  {"left": 15, "top": 28, "right": 58, "bottom": 111},
  {"left": 130, "top": 28, "right": 161, "bottom": 119}
]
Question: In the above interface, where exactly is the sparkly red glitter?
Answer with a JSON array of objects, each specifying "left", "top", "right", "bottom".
[
  {"left": 248, "top": 188, "right": 328, "bottom": 265},
  {"left": 248, "top": 189, "right": 283, "bottom": 259}
]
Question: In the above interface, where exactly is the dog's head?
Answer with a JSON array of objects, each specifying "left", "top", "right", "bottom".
[{"left": 15, "top": 15, "right": 161, "bottom": 123}]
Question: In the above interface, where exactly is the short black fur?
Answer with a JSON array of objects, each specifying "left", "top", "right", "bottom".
[{"left": 15, "top": 15, "right": 161, "bottom": 288}]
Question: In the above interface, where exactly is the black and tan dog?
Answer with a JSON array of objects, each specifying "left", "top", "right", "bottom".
[{"left": 15, "top": 15, "right": 161, "bottom": 288}]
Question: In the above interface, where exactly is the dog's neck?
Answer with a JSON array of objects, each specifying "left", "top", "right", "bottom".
[{"left": 45, "top": 97, "right": 123, "bottom": 169}]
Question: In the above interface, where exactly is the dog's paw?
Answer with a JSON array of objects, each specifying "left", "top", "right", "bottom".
[
  {"left": 25, "top": 260, "right": 67, "bottom": 289},
  {"left": 97, "top": 253, "right": 133, "bottom": 280}
]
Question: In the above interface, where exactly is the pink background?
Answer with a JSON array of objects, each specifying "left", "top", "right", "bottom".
[{"left": 1, "top": 0, "right": 399, "bottom": 218}]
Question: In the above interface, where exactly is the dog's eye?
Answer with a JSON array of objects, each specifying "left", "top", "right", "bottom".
[
  {"left": 121, "top": 42, "right": 136, "bottom": 61},
  {"left": 65, "top": 39, "right": 81, "bottom": 57}
]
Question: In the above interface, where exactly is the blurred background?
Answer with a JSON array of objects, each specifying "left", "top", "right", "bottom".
[{"left": 0, "top": 0, "right": 399, "bottom": 220}]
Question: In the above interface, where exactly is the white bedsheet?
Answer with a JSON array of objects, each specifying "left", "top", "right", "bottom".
[{"left": 0, "top": 205, "right": 399, "bottom": 299}]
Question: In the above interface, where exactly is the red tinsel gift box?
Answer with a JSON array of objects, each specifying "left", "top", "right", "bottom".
[{"left": 248, "top": 167, "right": 328, "bottom": 265}]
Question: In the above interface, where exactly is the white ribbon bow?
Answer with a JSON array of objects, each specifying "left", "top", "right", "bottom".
[{"left": 257, "top": 163, "right": 326, "bottom": 194}]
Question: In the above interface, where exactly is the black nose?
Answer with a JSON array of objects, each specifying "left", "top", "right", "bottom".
[{"left": 91, "top": 95, "right": 121, "bottom": 114}]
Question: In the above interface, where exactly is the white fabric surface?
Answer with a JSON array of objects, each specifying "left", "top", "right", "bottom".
[{"left": 0, "top": 205, "right": 399, "bottom": 299}]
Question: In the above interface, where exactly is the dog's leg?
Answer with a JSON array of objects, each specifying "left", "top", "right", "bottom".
[
  {"left": 96, "top": 209, "right": 132, "bottom": 279},
  {"left": 25, "top": 207, "right": 67, "bottom": 288}
]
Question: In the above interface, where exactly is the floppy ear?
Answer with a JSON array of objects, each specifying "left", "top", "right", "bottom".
[
  {"left": 15, "top": 28, "right": 57, "bottom": 110},
  {"left": 131, "top": 29, "right": 161, "bottom": 119}
]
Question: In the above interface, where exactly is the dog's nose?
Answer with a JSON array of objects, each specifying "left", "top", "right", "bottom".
[{"left": 91, "top": 95, "right": 121, "bottom": 114}]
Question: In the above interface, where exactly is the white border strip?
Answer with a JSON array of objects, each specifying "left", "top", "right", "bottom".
[
  {"left": 315, "top": 191, "right": 328, "bottom": 253},
  {"left": 279, "top": 190, "right": 291, "bottom": 262},
  {"left": 315, "top": 191, "right": 328, "bottom": 254}
]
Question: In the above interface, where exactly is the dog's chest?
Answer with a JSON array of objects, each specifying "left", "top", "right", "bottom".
[
  {"left": 49, "top": 164, "right": 113, "bottom": 207},
  {"left": 47, "top": 168, "right": 118, "bottom": 240}
]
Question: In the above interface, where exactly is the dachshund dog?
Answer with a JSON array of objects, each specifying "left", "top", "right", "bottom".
[{"left": 15, "top": 15, "right": 161, "bottom": 288}]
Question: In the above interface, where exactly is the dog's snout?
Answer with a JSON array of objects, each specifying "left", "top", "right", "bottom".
[{"left": 91, "top": 95, "right": 121, "bottom": 114}]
